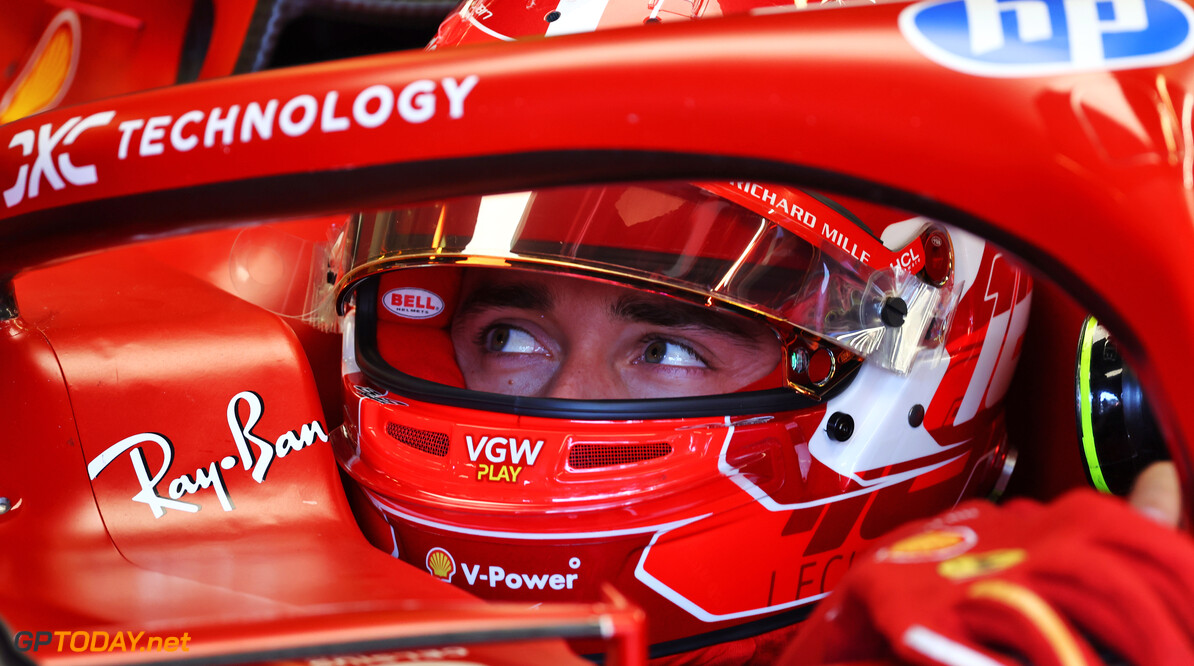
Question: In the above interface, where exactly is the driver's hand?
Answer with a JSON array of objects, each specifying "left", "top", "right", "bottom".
[
  {"left": 781, "top": 488, "right": 1194, "bottom": 665},
  {"left": 1129, "top": 461, "right": 1182, "bottom": 528}
]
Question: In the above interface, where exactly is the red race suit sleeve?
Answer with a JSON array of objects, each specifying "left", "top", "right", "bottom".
[{"left": 779, "top": 490, "right": 1194, "bottom": 666}]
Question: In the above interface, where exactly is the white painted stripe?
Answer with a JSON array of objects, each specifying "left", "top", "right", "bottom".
[
  {"left": 903, "top": 625, "right": 1004, "bottom": 666},
  {"left": 717, "top": 415, "right": 967, "bottom": 511},
  {"left": 369, "top": 490, "right": 710, "bottom": 540},
  {"left": 460, "top": 0, "right": 515, "bottom": 42},
  {"left": 955, "top": 254, "right": 1010, "bottom": 425},
  {"left": 546, "top": 0, "right": 612, "bottom": 36},
  {"left": 465, "top": 15, "right": 515, "bottom": 41},
  {"left": 634, "top": 519, "right": 829, "bottom": 622}
]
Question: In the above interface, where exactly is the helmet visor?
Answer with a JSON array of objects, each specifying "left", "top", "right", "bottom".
[{"left": 337, "top": 181, "right": 948, "bottom": 374}]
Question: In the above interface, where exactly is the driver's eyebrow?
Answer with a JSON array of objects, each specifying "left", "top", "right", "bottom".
[
  {"left": 611, "top": 294, "right": 762, "bottom": 345},
  {"left": 456, "top": 281, "right": 554, "bottom": 317}
]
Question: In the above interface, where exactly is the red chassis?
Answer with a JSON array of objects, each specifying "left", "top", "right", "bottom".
[{"left": 1, "top": 0, "right": 1192, "bottom": 664}]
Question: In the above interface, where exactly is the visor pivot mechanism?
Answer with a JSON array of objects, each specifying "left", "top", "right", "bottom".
[{"left": 881, "top": 297, "right": 909, "bottom": 327}]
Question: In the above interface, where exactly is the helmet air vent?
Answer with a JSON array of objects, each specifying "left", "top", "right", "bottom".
[
  {"left": 386, "top": 422, "right": 450, "bottom": 457},
  {"left": 567, "top": 442, "right": 673, "bottom": 470}
]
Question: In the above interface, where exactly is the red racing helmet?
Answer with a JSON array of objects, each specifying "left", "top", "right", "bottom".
[
  {"left": 331, "top": 0, "right": 1031, "bottom": 656},
  {"left": 427, "top": 0, "right": 809, "bottom": 47},
  {"left": 330, "top": 177, "right": 1031, "bottom": 655}
]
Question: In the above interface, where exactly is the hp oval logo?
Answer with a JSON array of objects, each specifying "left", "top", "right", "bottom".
[{"left": 900, "top": 0, "right": 1194, "bottom": 76}]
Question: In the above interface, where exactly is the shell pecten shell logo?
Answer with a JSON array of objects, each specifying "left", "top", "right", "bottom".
[
  {"left": 876, "top": 525, "right": 977, "bottom": 563},
  {"left": 426, "top": 547, "right": 457, "bottom": 582}
]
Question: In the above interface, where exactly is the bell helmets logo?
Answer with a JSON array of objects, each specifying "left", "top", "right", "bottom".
[
  {"left": 383, "top": 288, "right": 445, "bottom": 319},
  {"left": 900, "top": 0, "right": 1194, "bottom": 77},
  {"left": 426, "top": 547, "right": 457, "bottom": 582}
]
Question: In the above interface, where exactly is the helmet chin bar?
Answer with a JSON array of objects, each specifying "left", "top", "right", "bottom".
[{"left": 351, "top": 276, "right": 856, "bottom": 421}]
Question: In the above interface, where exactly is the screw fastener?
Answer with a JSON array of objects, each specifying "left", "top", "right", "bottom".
[
  {"left": 881, "top": 297, "right": 909, "bottom": 327},
  {"left": 827, "top": 412, "right": 855, "bottom": 442}
]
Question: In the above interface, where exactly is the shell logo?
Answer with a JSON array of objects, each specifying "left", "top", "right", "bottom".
[
  {"left": 426, "top": 547, "right": 457, "bottom": 582},
  {"left": 876, "top": 525, "right": 978, "bottom": 564},
  {"left": 1, "top": 10, "right": 81, "bottom": 124}
]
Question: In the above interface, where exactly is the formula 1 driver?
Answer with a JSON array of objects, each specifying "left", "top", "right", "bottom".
[{"left": 327, "top": 1, "right": 1194, "bottom": 664}]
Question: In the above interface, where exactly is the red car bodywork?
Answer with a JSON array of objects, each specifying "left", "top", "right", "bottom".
[{"left": 1, "top": 0, "right": 1189, "bottom": 663}]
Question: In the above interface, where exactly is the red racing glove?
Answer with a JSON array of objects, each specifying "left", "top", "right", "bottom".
[{"left": 780, "top": 490, "right": 1194, "bottom": 666}]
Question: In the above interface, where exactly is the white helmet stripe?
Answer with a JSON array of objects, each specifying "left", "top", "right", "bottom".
[{"left": 546, "top": 0, "right": 613, "bottom": 36}]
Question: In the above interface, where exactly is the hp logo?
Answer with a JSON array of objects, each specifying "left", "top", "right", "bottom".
[{"left": 900, "top": 0, "right": 1194, "bottom": 76}]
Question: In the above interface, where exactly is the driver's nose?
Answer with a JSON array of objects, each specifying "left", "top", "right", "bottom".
[{"left": 541, "top": 351, "right": 625, "bottom": 400}]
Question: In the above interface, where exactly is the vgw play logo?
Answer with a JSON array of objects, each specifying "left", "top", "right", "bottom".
[{"left": 900, "top": 0, "right": 1194, "bottom": 76}]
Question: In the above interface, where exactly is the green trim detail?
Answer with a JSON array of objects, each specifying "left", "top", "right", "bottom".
[{"left": 1078, "top": 316, "right": 1110, "bottom": 493}]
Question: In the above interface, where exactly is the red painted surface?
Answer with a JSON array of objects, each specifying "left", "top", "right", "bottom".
[
  {"left": 1, "top": 0, "right": 1191, "bottom": 662},
  {"left": 5, "top": 236, "right": 642, "bottom": 663},
  {"left": 1, "top": 1, "right": 194, "bottom": 113},
  {"left": 2, "top": 3, "right": 1185, "bottom": 487}
]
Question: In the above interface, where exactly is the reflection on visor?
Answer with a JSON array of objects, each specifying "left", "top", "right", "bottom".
[{"left": 337, "top": 181, "right": 954, "bottom": 374}]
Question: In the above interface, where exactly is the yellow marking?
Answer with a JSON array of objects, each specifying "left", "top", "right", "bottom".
[
  {"left": 968, "top": 580, "right": 1090, "bottom": 666},
  {"left": 890, "top": 530, "right": 965, "bottom": 554},
  {"left": 2, "top": 15, "right": 78, "bottom": 123},
  {"left": 938, "top": 549, "right": 1026, "bottom": 580}
]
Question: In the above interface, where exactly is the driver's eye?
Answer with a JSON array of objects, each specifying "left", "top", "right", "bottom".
[
  {"left": 642, "top": 339, "right": 705, "bottom": 367},
  {"left": 484, "top": 325, "right": 540, "bottom": 354}
]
